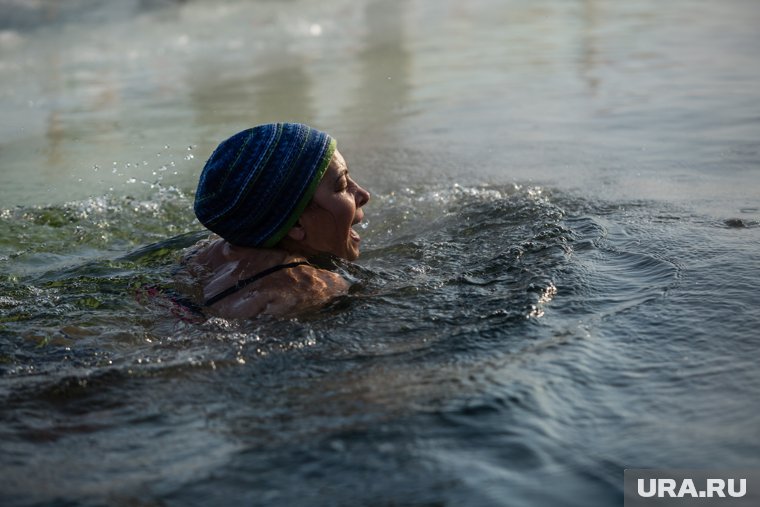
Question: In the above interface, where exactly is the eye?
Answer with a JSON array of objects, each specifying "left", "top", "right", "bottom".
[{"left": 335, "top": 171, "right": 351, "bottom": 192}]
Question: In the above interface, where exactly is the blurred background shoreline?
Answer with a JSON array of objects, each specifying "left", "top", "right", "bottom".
[{"left": 2, "top": 0, "right": 758, "bottom": 213}]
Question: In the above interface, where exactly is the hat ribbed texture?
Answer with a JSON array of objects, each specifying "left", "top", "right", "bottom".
[{"left": 194, "top": 123, "right": 336, "bottom": 247}]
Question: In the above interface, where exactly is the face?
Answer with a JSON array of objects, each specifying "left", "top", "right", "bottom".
[{"left": 291, "top": 149, "right": 370, "bottom": 260}]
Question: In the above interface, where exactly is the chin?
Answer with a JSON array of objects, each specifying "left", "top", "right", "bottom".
[{"left": 344, "top": 247, "right": 360, "bottom": 261}]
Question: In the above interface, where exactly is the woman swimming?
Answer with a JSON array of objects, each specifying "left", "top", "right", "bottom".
[{"left": 179, "top": 123, "right": 370, "bottom": 319}]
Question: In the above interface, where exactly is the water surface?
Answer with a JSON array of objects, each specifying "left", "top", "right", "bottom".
[{"left": 1, "top": 0, "right": 759, "bottom": 506}]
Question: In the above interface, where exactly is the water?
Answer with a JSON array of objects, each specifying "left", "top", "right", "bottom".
[{"left": 2, "top": 0, "right": 759, "bottom": 505}]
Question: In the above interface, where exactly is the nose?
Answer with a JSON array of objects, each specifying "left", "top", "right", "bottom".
[{"left": 355, "top": 184, "right": 370, "bottom": 208}]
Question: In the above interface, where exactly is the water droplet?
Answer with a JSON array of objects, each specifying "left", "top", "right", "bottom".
[
  {"left": 170, "top": 161, "right": 176, "bottom": 167},
  {"left": 164, "top": 145, "right": 170, "bottom": 149},
  {"left": 92, "top": 164, "right": 99, "bottom": 172},
  {"left": 309, "top": 23, "right": 322, "bottom": 36},
  {"left": 184, "top": 153, "right": 194, "bottom": 160},
  {"left": 127, "top": 178, "right": 137, "bottom": 184},
  {"left": 187, "top": 145, "right": 195, "bottom": 151}
]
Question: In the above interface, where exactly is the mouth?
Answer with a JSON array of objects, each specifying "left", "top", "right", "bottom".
[{"left": 350, "top": 214, "right": 364, "bottom": 242}]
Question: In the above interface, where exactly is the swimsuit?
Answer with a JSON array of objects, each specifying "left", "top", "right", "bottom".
[
  {"left": 202, "top": 261, "right": 310, "bottom": 307},
  {"left": 137, "top": 261, "right": 311, "bottom": 321}
]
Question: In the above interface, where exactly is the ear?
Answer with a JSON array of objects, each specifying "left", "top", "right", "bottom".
[{"left": 286, "top": 220, "right": 306, "bottom": 241}]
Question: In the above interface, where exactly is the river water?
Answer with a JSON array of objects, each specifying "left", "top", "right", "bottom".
[{"left": 1, "top": 0, "right": 759, "bottom": 506}]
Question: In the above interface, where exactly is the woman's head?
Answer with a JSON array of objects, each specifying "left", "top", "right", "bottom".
[
  {"left": 194, "top": 123, "right": 369, "bottom": 259},
  {"left": 282, "top": 148, "right": 370, "bottom": 261}
]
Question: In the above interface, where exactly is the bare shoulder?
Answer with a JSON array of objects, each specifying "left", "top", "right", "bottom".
[
  {"left": 260, "top": 264, "right": 349, "bottom": 317},
  {"left": 177, "top": 238, "right": 350, "bottom": 319},
  {"left": 197, "top": 263, "right": 350, "bottom": 320},
  {"left": 181, "top": 235, "right": 223, "bottom": 269}
]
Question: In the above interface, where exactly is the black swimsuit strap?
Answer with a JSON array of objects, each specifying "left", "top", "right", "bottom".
[{"left": 203, "top": 261, "right": 310, "bottom": 307}]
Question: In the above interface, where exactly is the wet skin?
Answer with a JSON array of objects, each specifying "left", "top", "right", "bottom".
[
  {"left": 284, "top": 149, "right": 371, "bottom": 261},
  {"left": 181, "top": 149, "right": 371, "bottom": 319}
]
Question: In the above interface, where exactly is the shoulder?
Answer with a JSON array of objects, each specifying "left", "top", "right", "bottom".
[
  {"left": 288, "top": 263, "right": 349, "bottom": 291},
  {"left": 257, "top": 263, "right": 349, "bottom": 316},
  {"left": 199, "top": 261, "right": 349, "bottom": 320},
  {"left": 178, "top": 239, "right": 350, "bottom": 319},
  {"left": 181, "top": 235, "right": 225, "bottom": 269}
]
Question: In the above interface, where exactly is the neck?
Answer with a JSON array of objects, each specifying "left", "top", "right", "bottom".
[
  {"left": 275, "top": 237, "right": 319, "bottom": 259},
  {"left": 223, "top": 241, "right": 292, "bottom": 264}
]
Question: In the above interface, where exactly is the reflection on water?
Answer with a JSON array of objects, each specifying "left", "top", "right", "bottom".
[
  {"left": 579, "top": 0, "right": 601, "bottom": 94},
  {"left": 2, "top": 0, "right": 757, "bottom": 207},
  {"left": 2, "top": 0, "right": 760, "bottom": 505},
  {"left": 349, "top": 0, "right": 410, "bottom": 139}
]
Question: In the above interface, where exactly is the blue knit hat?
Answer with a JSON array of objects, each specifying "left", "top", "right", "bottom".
[{"left": 194, "top": 123, "right": 336, "bottom": 247}]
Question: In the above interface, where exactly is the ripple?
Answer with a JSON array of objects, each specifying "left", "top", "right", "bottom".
[{"left": 2, "top": 183, "right": 758, "bottom": 507}]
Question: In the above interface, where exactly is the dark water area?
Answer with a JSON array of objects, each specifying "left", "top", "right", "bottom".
[
  {"left": 2, "top": 183, "right": 759, "bottom": 506},
  {"left": 2, "top": 0, "right": 760, "bottom": 505}
]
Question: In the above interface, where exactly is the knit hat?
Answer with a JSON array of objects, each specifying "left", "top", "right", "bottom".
[{"left": 194, "top": 123, "right": 336, "bottom": 247}]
